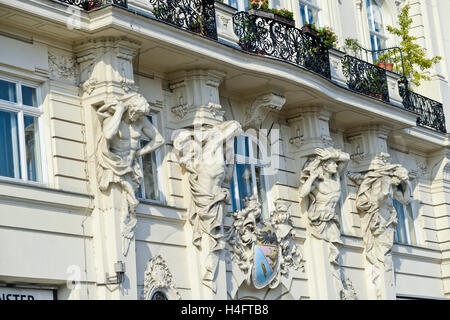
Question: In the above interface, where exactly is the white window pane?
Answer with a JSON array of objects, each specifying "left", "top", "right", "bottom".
[
  {"left": 236, "top": 163, "right": 253, "bottom": 208},
  {"left": 300, "top": 5, "right": 307, "bottom": 24},
  {"left": 235, "top": 136, "right": 249, "bottom": 157},
  {"left": 255, "top": 166, "right": 269, "bottom": 219},
  {"left": 406, "top": 205, "right": 417, "bottom": 245},
  {"left": 227, "top": 0, "right": 238, "bottom": 8},
  {"left": 141, "top": 150, "right": 160, "bottom": 201},
  {"left": 0, "top": 110, "right": 21, "bottom": 179},
  {"left": 24, "top": 115, "right": 42, "bottom": 182},
  {"left": 394, "top": 199, "right": 408, "bottom": 244},
  {"left": 0, "top": 79, "right": 17, "bottom": 103},
  {"left": 22, "top": 86, "right": 37, "bottom": 107}
]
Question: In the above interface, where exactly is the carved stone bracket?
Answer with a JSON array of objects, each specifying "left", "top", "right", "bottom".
[
  {"left": 143, "top": 255, "right": 181, "bottom": 300},
  {"left": 244, "top": 92, "right": 286, "bottom": 129}
]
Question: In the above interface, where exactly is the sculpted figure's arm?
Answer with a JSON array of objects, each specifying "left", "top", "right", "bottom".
[
  {"left": 299, "top": 171, "right": 319, "bottom": 199},
  {"left": 337, "top": 153, "right": 350, "bottom": 173},
  {"left": 377, "top": 176, "right": 392, "bottom": 205},
  {"left": 102, "top": 101, "right": 127, "bottom": 141},
  {"left": 136, "top": 116, "right": 165, "bottom": 158}
]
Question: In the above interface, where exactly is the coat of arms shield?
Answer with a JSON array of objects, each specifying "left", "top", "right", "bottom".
[{"left": 252, "top": 225, "right": 280, "bottom": 289}]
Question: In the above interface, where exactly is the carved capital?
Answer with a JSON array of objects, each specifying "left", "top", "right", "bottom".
[
  {"left": 168, "top": 69, "right": 227, "bottom": 127},
  {"left": 75, "top": 37, "right": 141, "bottom": 95}
]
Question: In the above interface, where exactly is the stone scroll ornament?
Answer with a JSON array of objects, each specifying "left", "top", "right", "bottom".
[
  {"left": 143, "top": 255, "right": 181, "bottom": 300},
  {"left": 96, "top": 92, "right": 165, "bottom": 256},
  {"left": 299, "top": 147, "right": 356, "bottom": 298},
  {"left": 172, "top": 121, "right": 243, "bottom": 293},
  {"left": 348, "top": 153, "right": 411, "bottom": 299},
  {"left": 227, "top": 196, "right": 303, "bottom": 290}
]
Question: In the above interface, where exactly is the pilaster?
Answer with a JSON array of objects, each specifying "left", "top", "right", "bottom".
[{"left": 75, "top": 37, "right": 142, "bottom": 300}]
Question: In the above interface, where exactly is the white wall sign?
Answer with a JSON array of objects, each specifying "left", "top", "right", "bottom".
[{"left": 0, "top": 287, "right": 55, "bottom": 300}]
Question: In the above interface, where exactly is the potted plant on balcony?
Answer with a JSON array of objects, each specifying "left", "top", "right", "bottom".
[
  {"left": 301, "top": 23, "right": 319, "bottom": 37},
  {"left": 248, "top": 0, "right": 295, "bottom": 27},
  {"left": 343, "top": 38, "right": 361, "bottom": 58},
  {"left": 376, "top": 4, "right": 442, "bottom": 89},
  {"left": 375, "top": 55, "right": 394, "bottom": 71},
  {"left": 87, "top": 0, "right": 102, "bottom": 10},
  {"left": 316, "top": 26, "right": 338, "bottom": 49}
]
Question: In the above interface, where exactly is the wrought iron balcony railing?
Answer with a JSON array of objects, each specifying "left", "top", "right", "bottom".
[
  {"left": 233, "top": 11, "right": 331, "bottom": 79},
  {"left": 399, "top": 85, "right": 447, "bottom": 133},
  {"left": 341, "top": 55, "right": 389, "bottom": 103},
  {"left": 56, "top": 0, "right": 127, "bottom": 10},
  {"left": 149, "top": 0, "right": 218, "bottom": 40}
]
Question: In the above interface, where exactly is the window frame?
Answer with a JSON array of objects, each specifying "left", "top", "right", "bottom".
[
  {"left": 366, "top": 0, "right": 388, "bottom": 54},
  {"left": 136, "top": 112, "right": 165, "bottom": 204},
  {"left": 0, "top": 74, "right": 47, "bottom": 184},
  {"left": 298, "top": 0, "right": 321, "bottom": 26},
  {"left": 224, "top": 0, "right": 248, "bottom": 12},
  {"left": 393, "top": 184, "right": 419, "bottom": 246},
  {"left": 231, "top": 135, "right": 273, "bottom": 220}
]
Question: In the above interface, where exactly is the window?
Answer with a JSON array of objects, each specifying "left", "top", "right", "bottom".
[
  {"left": 224, "top": 0, "right": 248, "bottom": 11},
  {"left": 136, "top": 114, "right": 165, "bottom": 203},
  {"left": 393, "top": 199, "right": 418, "bottom": 246},
  {"left": 366, "top": 0, "right": 387, "bottom": 59},
  {"left": 230, "top": 136, "right": 272, "bottom": 219},
  {"left": 299, "top": 0, "right": 320, "bottom": 26},
  {"left": 0, "top": 77, "right": 44, "bottom": 183}
]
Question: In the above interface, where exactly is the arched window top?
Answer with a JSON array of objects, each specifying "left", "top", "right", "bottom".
[{"left": 151, "top": 291, "right": 168, "bottom": 300}]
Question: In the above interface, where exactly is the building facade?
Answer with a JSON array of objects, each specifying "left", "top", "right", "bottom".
[{"left": 0, "top": 0, "right": 449, "bottom": 300}]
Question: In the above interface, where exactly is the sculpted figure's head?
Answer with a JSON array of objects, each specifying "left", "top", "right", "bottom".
[
  {"left": 323, "top": 159, "right": 338, "bottom": 174},
  {"left": 391, "top": 167, "right": 409, "bottom": 186},
  {"left": 123, "top": 93, "right": 150, "bottom": 122}
]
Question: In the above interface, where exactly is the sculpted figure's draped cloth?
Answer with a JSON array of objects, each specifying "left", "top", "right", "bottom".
[
  {"left": 189, "top": 171, "right": 229, "bottom": 289},
  {"left": 173, "top": 121, "right": 242, "bottom": 293},
  {"left": 351, "top": 160, "right": 410, "bottom": 299},
  {"left": 355, "top": 165, "right": 405, "bottom": 266}
]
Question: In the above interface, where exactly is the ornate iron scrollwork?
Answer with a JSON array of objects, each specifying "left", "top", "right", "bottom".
[
  {"left": 399, "top": 86, "right": 447, "bottom": 133},
  {"left": 341, "top": 55, "right": 389, "bottom": 103},
  {"left": 57, "top": 0, "right": 127, "bottom": 10},
  {"left": 233, "top": 12, "right": 331, "bottom": 79},
  {"left": 149, "top": 0, "right": 218, "bottom": 40}
]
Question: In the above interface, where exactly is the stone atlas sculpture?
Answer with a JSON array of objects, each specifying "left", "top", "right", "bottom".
[
  {"left": 96, "top": 92, "right": 165, "bottom": 256},
  {"left": 172, "top": 120, "right": 242, "bottom": 293},
  {"left": 299, "top": 147, "right": 351, "bottom": 297},
  {"left": 349, "top": 153, "right": 411, "bottom": 299}
]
